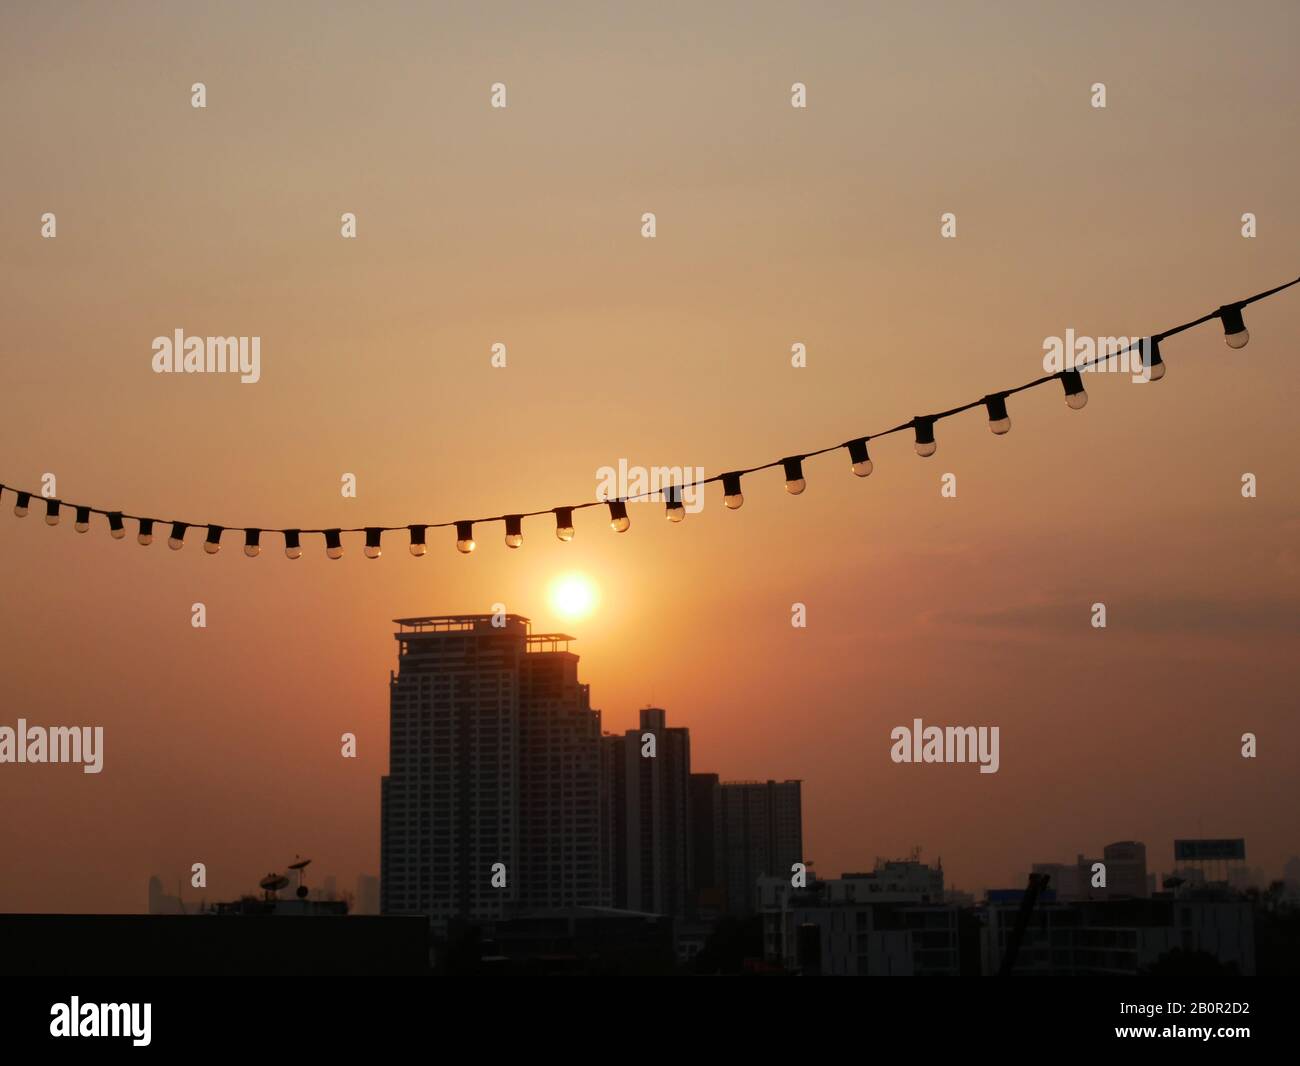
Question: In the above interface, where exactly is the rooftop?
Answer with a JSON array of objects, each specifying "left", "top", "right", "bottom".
[
  {"left": 395, "top": 614, "right": 531, "bottom": 633},
  {"left": 393, "top": 615, "right": 575, "bottom": 651}
]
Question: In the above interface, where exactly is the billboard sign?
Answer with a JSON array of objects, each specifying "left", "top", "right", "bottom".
[{"left": 1173, "top": 839, "right": 1246, "bottom": 861}]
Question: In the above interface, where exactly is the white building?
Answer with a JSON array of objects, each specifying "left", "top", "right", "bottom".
[{"left": 759, "top": 860, "right": 958, "bottom": 975}]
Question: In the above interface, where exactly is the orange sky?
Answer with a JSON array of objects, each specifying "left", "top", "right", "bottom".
[{"left": 1, "top": 1, "right": 1297, "bottom": 911}]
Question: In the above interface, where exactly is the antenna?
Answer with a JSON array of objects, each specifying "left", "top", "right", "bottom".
[{"left": 288, "top": 855, "right": 312, "bottom": 899}]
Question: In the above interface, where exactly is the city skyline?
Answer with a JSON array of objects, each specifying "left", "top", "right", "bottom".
[{"left": 117, "top": 610, "right": 1296, "bottom": 920}]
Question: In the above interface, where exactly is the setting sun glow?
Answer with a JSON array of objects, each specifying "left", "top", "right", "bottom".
[{"left": 549, "top": 573, "right": 599, "bottom": 622}]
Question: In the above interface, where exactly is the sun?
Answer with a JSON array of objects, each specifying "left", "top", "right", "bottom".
[{"left": 549, "top": 573, "right": 599, "bottom": 622}]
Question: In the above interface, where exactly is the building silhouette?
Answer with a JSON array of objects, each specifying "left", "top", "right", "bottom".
[
  {"left": 758, "top": 859, "right": 957, "bottom": 976},
  {"left": 380, "top": 615, "right": 803, "bottom": 944},
  {"left": 1032, "top": 840, "right": 1150, "bottom": 902},
  {"left": 380, "top": 615, "right": 606, "bottom": 929},
  {"left": 146, "top": 875, "right": 184, "bottom": 915},
  {"left": 716, "top": 779, "right": 803, "bottom": 915},
  {"left": 604, "top": 708, "right": 693, "bottom": 917},
  {"left": 981, "top": 891, "right": 1254, "bottom": 975},
  {"left": 517, "top": 629, "right": 606, "bottom": 910},
  {"left": 689, "top": 773, "right": 723, "bottom": 917},
  {"left": 356, "top": 874, "right": 380, "bottom": 916}
]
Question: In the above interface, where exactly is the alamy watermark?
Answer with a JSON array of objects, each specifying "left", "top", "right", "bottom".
[
  {"left": 596, "top": 460, "right": 705, "bottom": 513},
  {"left": 152, "top": 329, "right": 261, "bottom": 383},
  {"left": 0, "top": 719, "right": 103, "bottom": 773},
  {"left": 50, "top": 998, "right": 150, "bottom": 1046},
  {"left": 890, "top": 717, "right": 999, "bottom": 774},
  {"left": 1043, "top": 331, "right": 1156, "bottom": 383}
]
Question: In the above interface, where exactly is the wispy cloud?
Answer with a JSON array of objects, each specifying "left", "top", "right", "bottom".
[{"left": 931, "top": 596, "right": 1300, "bottom": 637}]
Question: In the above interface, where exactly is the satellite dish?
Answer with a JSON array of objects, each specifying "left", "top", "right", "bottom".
[
  {"left": 259, "top": 873, "right": 290, "bottom": 893},
  {"left": 288, "top": 858, "right": 312, "bottom": 871}
]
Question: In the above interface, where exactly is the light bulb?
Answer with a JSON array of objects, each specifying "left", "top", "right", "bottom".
[
  {"left": 782, "top": 457, "right": 806, "bottom": 495},
  {"left": 168, "top": 521, "right": 187, "bottom": 550},
  {"left": 325, "top": 529, "right": 344, "bottom": 559},
  {"left": 244, "top": 529, "right": 262, "bottom": 558},
  {"left": 14, "top": 492, "right": 30, "bottom": 517},
  {"left": 44, "top": 498, "right": 61, "bottom": 526},
  {"left": 1219, "top": 304, "right": 1248, "bottom": 349},
  {"left": 75, "top": 506, "right": 91, "bottom": 533},
  {"left": 408, "top": 525, "right": 427, "bottom": 557},
  {"left": 913, "top": 418, "right": 937, "bottom": 457},
  {"left": 846, "top": 439, "right": 873, "bottom": 477},
  {"left": 364, "top": 528, "right": 382, "bottom": 559},
  {"left": 608, "top": 500, "right": 630, "bottom": 533},
  {"left": 455, "top": 521, "right": 476, "bottom": 553},
  {"left": 722, "top": 472, "right": 744, "bottom": 510},
  {"left": 504, "top": 515, "right": 524, "bottom": 548},
  {"left": 664, "top": 487, "right": 685, "bottom": 523},
  {"left": 554, "top": 507, "right": 575, "bottom": 542},
  {"left": 984, "top": 394, "right": 1011, "bottom": 435},
  {"left": 108, "top": 512, "right": 126, "bottom": 539},
  {"left": 284, "top": 529, "right": 303, "bottom": 559},
  {"left": 204, "top": 525, "right": 223, "bottom": 554},
  {"left": 1061, "top": 370, "right": 1088, "bottom": 410},
  {"left": 1140, "top": 336, "right": 1166, "bottom": 382},
  {"left": 137, "top": 518, "right": 154, "bottom": 546}
]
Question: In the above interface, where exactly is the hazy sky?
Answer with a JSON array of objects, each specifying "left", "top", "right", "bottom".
[{"left": 1, "top": 1, "right": 1297, "bottom": 911}]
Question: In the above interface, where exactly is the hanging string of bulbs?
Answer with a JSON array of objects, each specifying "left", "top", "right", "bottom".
[{"left": 3, "top": 274, "right": 1296, "bottom": 559}]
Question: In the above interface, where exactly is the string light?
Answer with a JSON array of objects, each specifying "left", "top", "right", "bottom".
[
  {"left": 846, "top": 439, "right": 873, "bottom": 477},
  {"left": 554, "top": 508, "right": 575, "bottom": 542},
  {"left": 363, "top": 528, "right": 382, "bottom": 559},
  {"left": 1059, "top": 370, "right": 1088, "bottom": 410},
  {"left": 782, "top": 457, "right": 806, "bottom": 495},
  {"left": 3, "top": 274, "right": 1294, "bottom": 562},
  {"left": 984, "top": 394, "right": 1011, "bottom": 435},
  {"left": 1219, "top": 303, "right": 1249, "bottom": 349},
  {"left": 912, "top": 417, "right": 937, "bottom": 457},
  {"left": 407, "top": 525, "right": 427, "bottom": 557},
  {"left": 244, "top": 529, "right": 262, "bottom": 558},
  {"left": 456, "top": 521, "right": 475, "bottom": 553},
  {"left": 665, "top": 486, "right": 685, "bottom": 522},
  {"left": 722, "top": 473, "right": 744, "bottom": 509}
]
